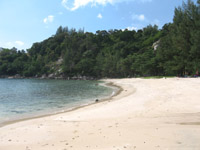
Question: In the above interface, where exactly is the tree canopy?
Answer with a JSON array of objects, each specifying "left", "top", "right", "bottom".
[{"left": 0, "top": 0, "right": 199, "bottom": 78}]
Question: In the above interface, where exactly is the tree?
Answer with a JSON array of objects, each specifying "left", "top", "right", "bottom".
[{"left": 156, "top": 0, "right": 200, "bottom": 76}]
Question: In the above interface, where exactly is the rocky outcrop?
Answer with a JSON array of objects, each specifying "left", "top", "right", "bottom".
[
  {"left": 0, "top": 74, "right": 24, "bottom": 79},
  {"left": 152, "top": 40, "right": 160, "bottom": 51}
]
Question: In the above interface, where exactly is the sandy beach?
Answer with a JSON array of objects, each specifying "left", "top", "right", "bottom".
[{"left": 0, "top": 78, "right": 200, "bottom": 150}]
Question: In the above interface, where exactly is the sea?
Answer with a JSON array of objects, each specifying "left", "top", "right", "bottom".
[{"left": 0, "top": 79, "right": 116, "bottom": 126}]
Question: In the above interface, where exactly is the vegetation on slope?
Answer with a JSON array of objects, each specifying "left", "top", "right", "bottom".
[{"left": 0, "top": 0, "right": 199, "bottom": 78}]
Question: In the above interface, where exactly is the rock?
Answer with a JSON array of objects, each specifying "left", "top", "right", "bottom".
[
  {"left": 41, "top": 74, "right": 47, "bottom": 79},
  {"left": 152, "top": 40, "right": 160, "bottom": 51},
  {"left": 56, "top": 57, "right": 63, "bottom": 65},
  {"left": 14, "top": 74, "right": 22, "bottom": 79},
  {"left": 48, "top": 73, "right": 55, "bottom": 79}
]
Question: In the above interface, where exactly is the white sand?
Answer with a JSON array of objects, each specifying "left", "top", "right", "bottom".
[{"left": 0, "top": 78, "right": 200, "bottom": 150}]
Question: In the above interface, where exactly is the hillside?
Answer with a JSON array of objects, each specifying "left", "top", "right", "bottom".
[{"left": 0, "top": 0, "right": 199, "bottom": 79}]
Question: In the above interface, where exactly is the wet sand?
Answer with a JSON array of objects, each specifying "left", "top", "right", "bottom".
[{"left": 0, "top": 78, "right": 200, "bottom": 150}]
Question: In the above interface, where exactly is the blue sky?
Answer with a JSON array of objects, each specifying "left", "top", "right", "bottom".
[{"left": 0, "top": 0, "right": 191, "bottom": 50}]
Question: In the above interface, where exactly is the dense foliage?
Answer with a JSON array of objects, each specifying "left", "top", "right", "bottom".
[
  {"left": 156, "top": 0, "right": 200, "bottom": 76},
  {"left": 0, "top": 0, "right": 199, "bottom": 78}
]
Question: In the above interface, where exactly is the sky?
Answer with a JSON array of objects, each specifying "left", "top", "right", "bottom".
[{"left": 0, "top": 0, "right": 192, "bottom": 50}]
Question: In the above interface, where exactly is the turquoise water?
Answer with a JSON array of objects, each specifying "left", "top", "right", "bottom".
[{"left": 0, "top": 79, "right": 114, "bottom": 125}]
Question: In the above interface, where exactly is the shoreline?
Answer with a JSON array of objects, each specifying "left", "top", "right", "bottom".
[
  {"left": 0, "top": 81, "right": 123, "bottom": 128},
  {"left": 1, "top": 78, "right": 200, "bottom": 150}
]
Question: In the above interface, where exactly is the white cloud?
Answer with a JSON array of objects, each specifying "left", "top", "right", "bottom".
[
  {"left": 62, "top": 0, "right": 152, "bottom": 11},
  {"left": 62, "top": 0, "right": 112, "bottom": 11},
  {"left": 97, "top": 13, "right": 103, "bottom": 19},
  {"left": 43, "top": 15, "right": 54, "bottom": 24},
  {"left": 62, "top": 0, "right": 69, "bottom": 9},
  {"left": 5, "top": 41, "right": 25, "bottom": 49},
  {"left": 122, "top": 26, "right": 137, "bottom": 31},
  {"left": 15, "top": 41, "right": 24, "bottom": 46},
  {"left": 126, "top": 26, "right": 137, "bottom": 31},
  {"left": 132, "top": 14, "right": 145, "bottom": 21}
]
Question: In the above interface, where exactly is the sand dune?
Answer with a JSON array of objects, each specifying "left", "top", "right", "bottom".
[{"left": 0, "top": 78, "right": 200, "bottom": 150}]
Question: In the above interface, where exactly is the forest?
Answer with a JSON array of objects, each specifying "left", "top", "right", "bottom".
[{"left": 0, "top": 0, "right": 199, "bottom": 78}]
